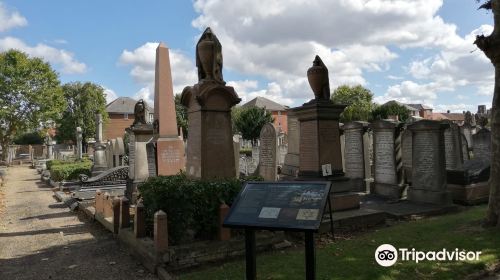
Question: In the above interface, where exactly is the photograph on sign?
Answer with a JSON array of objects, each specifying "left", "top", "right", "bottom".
[{"left": 258, "top": 207, "right": 281, "bottom": 219}]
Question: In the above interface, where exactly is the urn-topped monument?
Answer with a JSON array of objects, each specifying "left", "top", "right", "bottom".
[{"left": 181, "top": 27, "right": 241, "bottom": 179}]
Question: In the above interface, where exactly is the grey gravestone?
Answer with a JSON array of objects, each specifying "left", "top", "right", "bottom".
[
  {"left": 92, "top": 113, "right": 108, "bottom": 176},
  {"left": 233, "top": 135, "right": 240, "bottom": 177},
  {"left": 343, "top": 121, "right": 367, "bottom": 191},
  {"left": 443, "top": 121, "right": 463, "bottom": 170},
  {"left": 461, "top": 134, "right": 470, "bottom": 161},
  {"left": 76, "top": 127, "right": 83, "bottom": 160},
  {"left": 472, "top": 128, "right": 491, "bottom": 162},
  {"left": 460, "top": 124, "right": 474, "bottom": 149},
  {"left": 146, "top": 142, "right": 157, "bottom": 177},
  {"left": 370, "top": 120, "right": 404, "bottom": 198},
  {"left": 401, "top": 129, "right": 412, "bottom": 184},
  {"left": 282, "top": 111, "right": 300, "bottom": 177},
  {"left": 407, "top": 120, "right": 451, "bottom": 205},
  {"left": 259, "top": 123, "right": 278, "bottom": 181}
]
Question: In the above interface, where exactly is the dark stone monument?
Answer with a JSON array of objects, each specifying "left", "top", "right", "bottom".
[
  {"left": 370, "top": 120, "right": 405, "bottom": 199},
  {"left": 407, "top": 120, "right": 451, "bottom": 205},
  {"left": 181, "top": 27, "right": 241, "bottom": 179}
]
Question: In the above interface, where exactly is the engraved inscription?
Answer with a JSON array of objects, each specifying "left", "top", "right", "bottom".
[
  {"left": 344, "top": 129, "right": 364, "bottom": 178},
  {"left": 161, "top": 145, "right": 181, "bottom": 164},
  {"left": 374, "top": 130, "right": 396, "bottom": 184},
  {"left": 444, "top": 128, "right": 458, "bottom": 169},
  {"left": 402, "top": 131, "right": 412, "bottom": 168}
]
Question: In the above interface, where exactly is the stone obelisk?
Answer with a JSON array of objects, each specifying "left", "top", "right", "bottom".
[{"left": 152, "top": 42, "right": 185, "bottom": 176}]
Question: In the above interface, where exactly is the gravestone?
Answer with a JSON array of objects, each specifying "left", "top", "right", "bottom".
[
  {"left": 92, "top": 113, "right": 108, "bottom": 176},
  {"left": 146, "top": 142, "right": 157, "bottom": 177},
  {"left": 443, "top": 121, "right": 464, "bottom": 170},
  {"left": 370, "top": 120, "right": 404, "bottom": 199},
  {"left": 461, "top": 134, "right": 470, "bottom": 161},
  {"left": 126, "top": 100, "right": 155, "bottom": 201},
  {"left": 110, "top": 139, "right": 117, "bottom": 167},
  {"left": 461, "top": 124, "right": 475, "bottom": 150},
  {"left": 472, "top": 128, "right": 491, "bottom": 162},
  {"left": 282, "top": 111, "right": 300, "bottom": 177},
  {"left": 401, "top": 129, "right": 412, "bottom": 184},
  {"left": 343, "top": 121, "right": 368, "bottom": 191},
  {"left": 259, "top": 123, "right": 278, "bottom": 181},
  {"left": 150, "top": 42, "right": 186, "bottom": 176},
  {"left": 233, "top": 135, "right": 240, "bottom": 177},
  {"left": 407, "top": 120, "right": 451, "bottom": 205},
  {"left": 340, "top": 126, "right": 346, "bottom": 172},
  {"left": 113, "top": 138, "right": 125, "bottom": 167},
  {"left": 106, "top": 140, "right": 113, "bottom": 168},
  {"left": 181, "top": 27, "right": 241, "bottom": 179},
  {"left": 76, "top": 127, "right": 83, "bottom": 160}
]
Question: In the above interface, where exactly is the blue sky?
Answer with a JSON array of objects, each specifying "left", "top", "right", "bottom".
[{"left": 0, "top": 0, "right": 495, "bottom": 112}]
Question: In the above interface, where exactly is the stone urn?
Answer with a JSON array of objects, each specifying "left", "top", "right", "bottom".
[
  {"left": 307, "top": 55, "right": 328, "bottom": 100},
  {"left": 197, "top": 39, "right": 214, "bottom": 80}
]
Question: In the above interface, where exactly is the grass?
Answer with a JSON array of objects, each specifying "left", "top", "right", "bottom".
[{"left": 178, "top": 205, "right": 500, "bottom": 280}]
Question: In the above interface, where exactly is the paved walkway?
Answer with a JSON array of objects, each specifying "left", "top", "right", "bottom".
[{"left": 0, "top": 166, "right": 157, "bottom": 280}]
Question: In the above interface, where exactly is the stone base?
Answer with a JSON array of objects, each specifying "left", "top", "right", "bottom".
[
  {"left": 348, "top": 178, "right": 366, "bottom": 192},
  {"left": 407, "top": 188, "right": 452, "bottom": 205},
  {"left": 295, "top": 174, "right": 352, "bottom": 193},
  {"left": 330, "top": 192, "right": 360, "bottom": 211},
  {"left": 371, "top": 183, "right": 406, "bottom": 199},
  {"left": 448, "top": 182, "right": 489, "bottom": 205},
  {"left": 156, "top": 137, "right": 185, "bottom": 176}
]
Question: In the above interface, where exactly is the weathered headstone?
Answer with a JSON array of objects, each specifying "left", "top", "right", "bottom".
[
  {"left": 401, "top": 128, "right": 412, "bottom": 184},
  {"left": 407, "top": 120, "right": 451, "bottom": 205},
  {"left": 461, "top": 134, "right": 470, "bottom": 161},
  {"left": 106, "top": 140, "right": 113, "bottom": 168},
  {"left": 370, "top": 120, "right": 404, "bottom": 199},
  {"left": 233, "top": 135, "right": 240, "bottom": 177},
  {"left": 259, "top": 123, "right": 278, "bottom": 181},
  {"left": 443, "top": 121, "right": 464, "bottom": 170},
  {"left": 150, "top": 42, "right": 186, "bottom": 176},
  {"left": 343, "top": 121, "right": 368, "bottom": 191},
  {"left": 472, "top": 128, "right": 491, "bottom": 162},
  {"left": 76, "top": 126, "right": 83, "bottom": 160},
  {"left": 113, "top": 138, "right": 125, "bottom": 167},
  {"left": 92, "top": 113, "right": 108, "bottom": 176},
  {"left": 181, "top": 27, "right": 241, "bottom": 179},
  {"left": 282, "top": 111, "right": 300, "bottom": 177}
]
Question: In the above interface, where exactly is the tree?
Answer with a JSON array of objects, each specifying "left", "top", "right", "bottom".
[
  {"left": 474, "top": 0, "right": 500, "bottom": 227},
  {"left": 331, "top": 85, "right": 375, "bottom": 122},
  {"left": 0, "top": 50, "right": 66, "bottom": 160},
  {"left": 55, "top": 82, "right": 108, "bottom": 151},
  {"left": 371, "top": 101, "right": 411, "bottom": 122},
  {"left": 233, "top": 106, "right": 273, "bottom": 144},
  {"left": 175, "top": 94, "right": 188, "bottom": 138}
]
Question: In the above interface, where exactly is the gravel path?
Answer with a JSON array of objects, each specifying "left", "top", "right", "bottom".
[{"left": 0, "top": 166, "right": 158, "bottom": 280}]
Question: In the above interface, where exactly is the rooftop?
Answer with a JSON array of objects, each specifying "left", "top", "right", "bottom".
[
  {"left": 106, "top": 97, "right": 154, "bottom": 114},
  {"left": 241, "top": 96, "right": 288, "bottom": 111}
]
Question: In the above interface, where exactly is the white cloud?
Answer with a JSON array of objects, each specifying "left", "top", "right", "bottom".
[
  {"left": 374, "top": 80, "right": 442, "bottom": 105},
  {"left": 0, "top": 36, "right": 87, "bottom": 74},
  {"left": 0, "top": 3, "right": 27, "bottom": 32},
  {"left": 133, "top": 86, "right": 154, "bottom": 107},
  {"left": 119, "top": 42, "right": 198, "bottom": 98},
  {"left": 103, "top": 87, "right": 118, "bottom": 104},
  {"left": 190, "top": 0, "right": 469, "bottom": 106}
]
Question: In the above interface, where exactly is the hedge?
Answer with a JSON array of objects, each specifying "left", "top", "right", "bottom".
[
  {"left": 49, "top": 160, "right": 92, "bottom": 182},
  {"left": 138, "top": 173, "right": 263, "bottom": 245}
]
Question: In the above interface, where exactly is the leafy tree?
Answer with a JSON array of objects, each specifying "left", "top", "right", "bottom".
[
  {"left": 331, "top": 85, "right": 375, "bottom": 122},
  {"left": 55, "top": 82, "right": 108, "bottom": 151},
  {"left": 175, "top": 94, "right": 188, "bottom": 138},
  {"left": 474, "top": 0, "right": 500, "bottom": 227},
  {"left": 371, "top": 101, "right": 410, "bottom": 122},
  {"left": 233, "top": 106, "right": 273, "bottom": 144},
  {"left": 13, "top": 131, "right": 44, "bottom": 145},
  {"left": 0, "top": 50, "right": 65, "bottom": 160}
]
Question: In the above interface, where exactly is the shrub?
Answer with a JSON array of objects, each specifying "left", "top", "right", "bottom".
[
  {"left": 49, "top": 160, "right": 92, "bottom": 181},
  {"left": 46, "top": 159, "right": 65, "bottom": 171},
  {"left": 138, "top": 174, "right": 263, "bottom": 245}
]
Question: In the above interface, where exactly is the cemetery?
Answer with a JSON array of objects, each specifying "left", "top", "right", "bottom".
[{"left": 1, "top": 1, "right": 500, "bottom": 280}]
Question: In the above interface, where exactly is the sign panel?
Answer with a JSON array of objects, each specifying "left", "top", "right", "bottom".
[{"left": 223, "top": 181, "right": 331, "bottom": 232}]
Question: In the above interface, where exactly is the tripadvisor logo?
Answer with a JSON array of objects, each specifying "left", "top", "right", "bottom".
[{"left": 375, "top": 244, "right": 482, "bottom": 267}]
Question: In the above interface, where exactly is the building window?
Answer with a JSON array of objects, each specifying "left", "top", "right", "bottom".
[
  {"left": 124, "top": 113, "right": 129, "bottom": 120},
  {"left": 149, "top": 113, "right": 154, "bottom": 123}
]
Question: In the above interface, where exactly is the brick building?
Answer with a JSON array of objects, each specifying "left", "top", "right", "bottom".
[
  {"left": 104, "top": 97, "right": 154, "bottom": 141},
  {"left": 241, "top": 96, "right": 289, "bottom": 133}
]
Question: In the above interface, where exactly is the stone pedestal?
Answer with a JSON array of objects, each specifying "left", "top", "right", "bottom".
[
  {"left": 370, "top": 120, "right": 404, "bottom": 199},
  {"left": 126, "top": 124, "right": 154, "bottom": 201},
  {"left": 282, "top": 111, "right": 300, "bottom": 178},
  {"left": 407, "top": 120, "right": 451, "bottom": 205},
  {"left": 181, "top": 81, "right": 241, "bottom": 179}
]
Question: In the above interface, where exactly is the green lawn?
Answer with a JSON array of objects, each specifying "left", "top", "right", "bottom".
[{"left": 178, "top": 205, "right": 500, "bottom": 280}]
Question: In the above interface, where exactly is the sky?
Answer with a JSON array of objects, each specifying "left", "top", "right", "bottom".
[{"left": 0, "top": 0, "right": 495, "bottom": 113}]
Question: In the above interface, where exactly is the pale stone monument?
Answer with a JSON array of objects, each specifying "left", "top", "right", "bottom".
[
  {"left": 148, "top": 42, "right": 186, "bottom": 176},
  {"left": 126, "top": 100, "right": 154, "bottom": 201},
  {"left": 233, "top": 135, "right": 240, "bottom": 177},
  {"left": 461, "top": 134, "right": 470, "bottom": 161},
  {"left": 407, "top": 120, "right": 451, "bottom": 205},
  {"left": 472, "top": 127, "right": 491, "bottom": 162},
  {"left": 443, "top": 121, "right": 464, "bottom": 170},
  {"left": 92, "top": 113, "right": 108, "bottom": 176},
  {"left": 370, "top": 120, "right": 404, "bottom": 199},
  {"left": 258, "top": 123, "right": 278, "bottom": 181},
  {"left": 113, "top": 138, "right": 125, "bottom": 167},
  {"left": 343, "top": 121, "right": 369, "bottom": 191},
  {"left": 401, "top": 128, "right": 412, "bottom": 184},
  {"left": 76, "top": 126, "right": 83, "bottom": 160},
  {"left": 181, "top": 27, "right": 241, "bottom": 179},
  {"left": 106, "top": 140, "right": 113, "bottom": 168}
]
